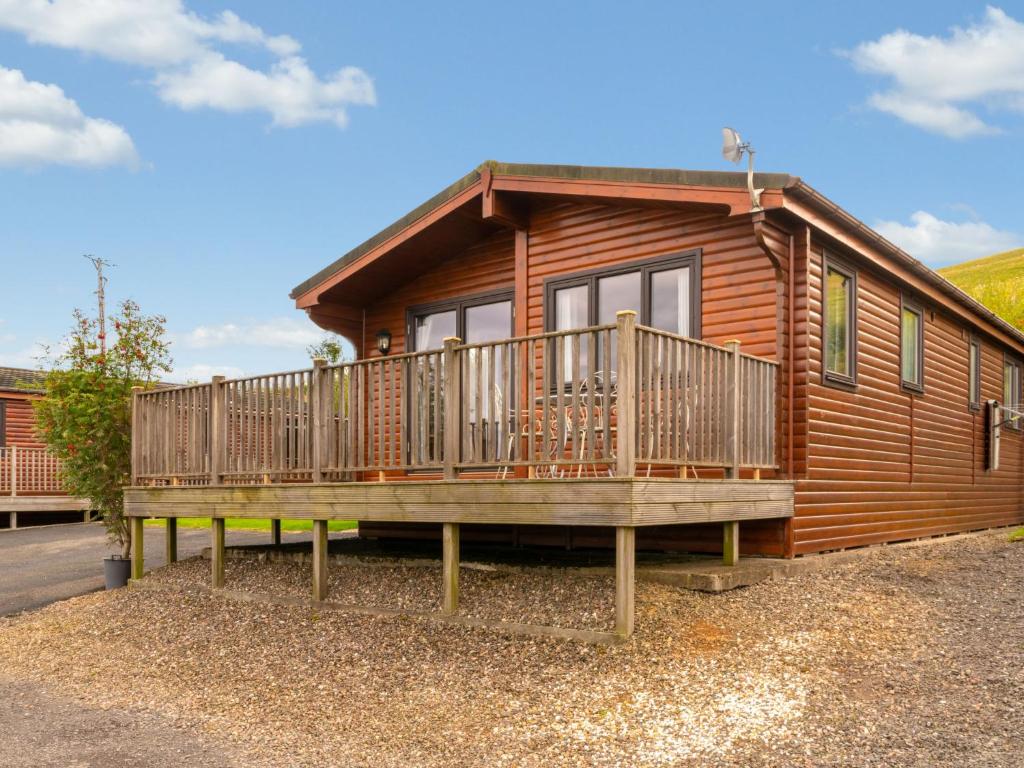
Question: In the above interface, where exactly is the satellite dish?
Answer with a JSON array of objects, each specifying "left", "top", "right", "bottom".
[
  {"left": 722, "top": 127, "right": 744, "bottom": 164},
  {"left": 719, "top": 126, "right": 763, "bottom": 212}
]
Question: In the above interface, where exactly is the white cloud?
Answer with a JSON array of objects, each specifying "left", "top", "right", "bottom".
[
  {"left": 0, "top": 0, "right": 375, "bottom": 128},
  {"left": 847, "top": 6, "right": 1024, "bottom": 138},
  {"left": 155, "top": 54, "right": 375, "bottom": 128},
  {"left": 175, "top": 317, "right": 322, "bottom": 350},
  {"left": 0, "top": 66, "right": 138, "bottom": 167},
  {"left": 874, "top": 211, "right": 1021, "bottom": 267}
]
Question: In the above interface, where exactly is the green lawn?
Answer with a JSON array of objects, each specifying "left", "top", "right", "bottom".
[
  {"left": 144, "top": 517, "right": 357, "bottom": 532},
  {"left": 939, "top": 247, "right": 1024, "bottom": 332}
]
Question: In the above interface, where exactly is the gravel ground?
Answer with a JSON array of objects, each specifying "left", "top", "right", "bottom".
[{"left": 0, "top": 530, "right": 1020, "bottom": 767}]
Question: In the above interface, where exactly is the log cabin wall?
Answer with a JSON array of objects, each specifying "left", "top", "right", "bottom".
[
  {"left": 356, "top": 201, "right": 790, "bottom": 554},
  {"left": 0, "top": 394, "right": 44, "bottom": 448},
  {"left": 793, "top": 240, "right": 1024, "bottom": 555}
]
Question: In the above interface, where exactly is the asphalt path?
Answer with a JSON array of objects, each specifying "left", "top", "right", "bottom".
[{"left": 0, "top": 522, "right": 298, "bottom": 616}]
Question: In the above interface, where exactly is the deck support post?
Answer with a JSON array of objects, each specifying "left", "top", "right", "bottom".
[
  {"left": 442, "top": 522, "right": 460, "bottom": 614},
  {"left": 615, "top": 311, "right": 637, "bottom": 478},
  {"left": 312, "top": 519, "right": 329, "bottom": 601},
  {"left": 271, "top": 519, "right": 282, "bottom": 546},
  {"left": 211, "top": 517, "right": 225, "bottom": 588},
  {"left": 723, "top": 521, "right": 740, "bottom": 566},
  {"left": 724, "top": 340, "right": 742, "bottom": 479},
  {"left": 131, "top": 516, "right": 144, "bottom": 580},
  {"left": 165, "top": 517, "right": 177, "bottom": 564},
  {"left": 614, "top": 526, "right": 636, "bottom": 638},
  {"left": 9, "top": 512, "right": 16, "bottom": 529}
]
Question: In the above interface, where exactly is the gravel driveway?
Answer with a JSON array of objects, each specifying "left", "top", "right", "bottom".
[{"left": 0, "top": 529, "right": 1020, "bottom": 767}]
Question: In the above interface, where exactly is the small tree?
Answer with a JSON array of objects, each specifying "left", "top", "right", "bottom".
[
  {"left": 34, "top": 299, "right": 171, "bottom": 558},
  {"left": 307, "top": 334, "right": 347, "bottom": 364}
]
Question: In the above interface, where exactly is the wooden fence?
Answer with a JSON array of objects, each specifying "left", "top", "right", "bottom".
[
  {"left": 131, "top": 312, "right": 779, "bottom": 486},
  {"left": 0, "top": 446, "right": 65, "bottom": 495}
]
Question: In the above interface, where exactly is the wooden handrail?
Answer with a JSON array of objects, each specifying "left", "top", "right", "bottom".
[{"left": 131, "top": 323, "right": 780, "bottom": 486}]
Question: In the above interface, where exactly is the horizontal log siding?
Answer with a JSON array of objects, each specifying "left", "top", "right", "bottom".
[
  {"left": 526, "top": 202, "right": 779, "bottom": 358},
  {"left": 354, "top": 202, "right": 788, "bottom": 553},
  {"left": 1, "top": 396, "right": 44, "bottom": 448},
  {"left": 793, "top": 242, "right": 1024, "bottom": 555},
  {"left": 360, "top": 230, "right": 515, "bottom": 358}
]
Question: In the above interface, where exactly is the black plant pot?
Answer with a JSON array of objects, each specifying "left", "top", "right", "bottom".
[{"left": 103, "top": 556, "right": 131, "bottom": 589}]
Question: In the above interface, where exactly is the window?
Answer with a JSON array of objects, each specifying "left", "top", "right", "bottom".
[
  {"left": 408, "top": 291, "right": 513, "bottom": 351},
  {"left": 900, "top": 300, "right": 924, "bottom": 392},
  {"left": 545, "top": 251, "right": 701, "bottom": 384},
  {"left": 968, "top": 337, "right": 981, "bottom": 410},
  {"left": 406, "top": 292, "right": 514, "bottom": 461},
  {"left": 1004, "top": 357, "right": 1021, "bottom": 429},
  {"left": 822, "top": 255, "right": 856, "bottom": 386}
]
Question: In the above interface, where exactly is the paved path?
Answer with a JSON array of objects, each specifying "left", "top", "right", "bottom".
[
  {"left": 0, "top": 676, "right": 244, "bottom": 768},
  {"left": 0, "top": 522, "right": 305, "bottom": 616}
]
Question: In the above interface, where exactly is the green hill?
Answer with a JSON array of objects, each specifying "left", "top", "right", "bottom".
[{"left": 939, "top": 247, "right": 1024, "bottom": 332}]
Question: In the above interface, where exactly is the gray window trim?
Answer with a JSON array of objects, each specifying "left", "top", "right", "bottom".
[
  {"left": 968, "top": 336, "right": 982, "bottom": 411},
  {"left": 821, "top": 252, "right": 858, "bottom": 389},
  {"left": 406, "top": 288, "right": 514, "bottom": 351},
  {"left": 542, "top": 249, "right": 702, "bottom": 337},
  {"left": 900, "top": 296, "right": 925, "bottom": 394}
]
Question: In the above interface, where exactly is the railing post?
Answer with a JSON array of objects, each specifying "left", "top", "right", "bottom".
[
  {"left": 130, "top": 386, "right": 143, "bottom": 486},
  {"left": 442, "top": 337, "right": 462, "bottom": 480},
  {"left": 724, "top": 339, "right": 742, "bottom": 479},
  {"left": 209, "top": 375, "right": 225, "bottom": 486},
  {"left": 10, "top": 445, "right": 16, "bottom": 497},
  {"left": 615, "top": 311, "right": 637, "bottom": 478},
  {"left": 311, "top": 358, "right": 327, "bottom": 483}
]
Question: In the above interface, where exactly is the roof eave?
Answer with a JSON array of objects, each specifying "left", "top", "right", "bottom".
[{"left": 786, "top": 180, "right": 1024, "bottom": 349}]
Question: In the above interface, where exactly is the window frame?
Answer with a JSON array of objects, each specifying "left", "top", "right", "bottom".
[
  {"left": 821, "top": 252, "right": 858, "bottom": 389},
  {"left": 542, "top": 249, "right": 702, "bottom": 337},
  {"left": 406, "top": 288, "right": 515, "bottom": 352},
  {"left": 899, "top": 296, "right": 925, "bottom": 394},
  {"left": 1004, "top": 354, "right": 1022, "bottom": 431},
  {"left": 968, "top": 336, "right": 982, "bottom": 412}
]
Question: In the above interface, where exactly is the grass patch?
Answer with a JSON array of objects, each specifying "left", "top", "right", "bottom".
[
  {"left": 144, "top": 517, "right": 357, "bottom": 533},
  {"left": 939, "top": 247, "right": 1024, "bottom": 331},
  {"left": 1010, "top": 528, "right": 1024, "bottom": 543}
]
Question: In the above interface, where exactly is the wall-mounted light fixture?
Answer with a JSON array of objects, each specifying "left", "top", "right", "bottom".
[{"left": 376, "top": 328, "right": 392, "bottom": 356}]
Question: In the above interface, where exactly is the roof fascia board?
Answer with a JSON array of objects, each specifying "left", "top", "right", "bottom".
[{"left": 294, "top": 180, "right": 484, "bottom": 308}]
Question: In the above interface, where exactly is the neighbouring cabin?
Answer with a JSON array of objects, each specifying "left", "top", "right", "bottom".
[
  {"left": 0, "top": 366, "right": 90, "bottom": 526},
  {"left": 124, "top": 162, "right": 1024, "bottom": 637}
]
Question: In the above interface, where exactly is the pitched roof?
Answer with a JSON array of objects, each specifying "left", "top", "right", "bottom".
[
  {"left": 290, "top": 159, "right": 1024, "bottom": 352},
  {"left": 290, "top": 161, "right": 798, "bottom": 300},
  {"left": 0, "top": 366, "right": 48, "bottom": 393}
]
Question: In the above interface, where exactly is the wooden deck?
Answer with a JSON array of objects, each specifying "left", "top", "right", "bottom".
[
  {"left": 1, "top": 446, "right": 90, "bottom": 527},
  {"left": 125, "top": 314, "right": 789, "bottom": 639},
  {"left": 124, "top": 477, "right": 792, "bottom": 526}
]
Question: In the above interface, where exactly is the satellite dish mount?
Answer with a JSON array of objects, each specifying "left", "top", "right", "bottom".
[{"left": 721, "top": 127, "right": 763, "bottom": 212}]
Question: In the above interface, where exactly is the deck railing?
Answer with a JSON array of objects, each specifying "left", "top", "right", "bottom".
[
  {"left": 131, "top": 312, "right": 779, "bottom": 486},
  {"left": 0, "top": 446, "right": 65, "bottom": 495}
]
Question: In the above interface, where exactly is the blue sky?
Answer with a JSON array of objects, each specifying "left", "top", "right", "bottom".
[{"left": 1, "top": 1, "right": 1022, "bottom": 381}]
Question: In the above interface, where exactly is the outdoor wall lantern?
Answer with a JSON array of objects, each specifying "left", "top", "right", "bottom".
[{"left": 376, "top": 328, "right": 392, "bottom": 356}]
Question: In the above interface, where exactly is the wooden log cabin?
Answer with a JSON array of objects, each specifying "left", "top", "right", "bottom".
[
  {"left": 1, "top": 366, "right": 91, "bottom": 526},
  {"left": 125, "top": 162, "right": 1024, "bottom": 638}
]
